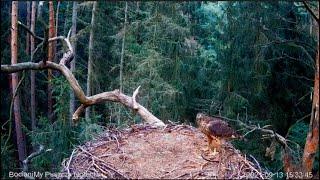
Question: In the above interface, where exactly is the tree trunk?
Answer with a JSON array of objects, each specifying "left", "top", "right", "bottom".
[
  {"left": 30, "top": 1, "right": 36, "bottom": 133},
  {"left": 48, "top": 1, "right": 56, "bottom": 122},
  {"left": 11, "top": 1, "right": 27, "bottom": 166},
  {"left": 85, "top": 1, "right": 97, "bottom": 121},
  {"left": 120, "top": 2, "right": 127, "bottom": 94},
  {"left": 63, "top": 2, "right": 70, "bottom": 36},
  {"left": 118, "top": 2, "right": 128, "bottom": 125},
  {"left": 70, "top": 1, "right": 78, "bottom": 122},
  {"left": 55, "top": 1, "right": 60, "bottom": 36},
  {"left": 302, "top": 51, "right": 319, "bottom": 173},
  {"left": 37, "top": 1, "right": 44, "bottom": 19},
  {"left": 302, "top": 40, "right": 319, "bottom": 172},
  {"left": 136, "top": 2, "right": 139, "bottom": 12},
  {"left": 25, "top": 2, "right": 30, "bottom": 54},
  {"left": 302, "top": 19, "right": 319, "bottom": 173},
  {"left": 53, "top": 1, "right": 60, "bottom": 64}
]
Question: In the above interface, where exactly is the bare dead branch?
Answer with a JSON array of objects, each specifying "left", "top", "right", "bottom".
[
  {"left": 18, "top": 19, "right": 73, "bottom": 55},
  {"left": 3, "top": 15, "right": 165, "bottom": 128},
  {"left": 249, "top": 154, "right": 262, "bottom": 173},
  {"left": 302, "top": 1, "right": 319, "bottom": 23},
  {"left": 132, "top": 86, "right": 141, "bottom": 110},
  {"left": 242, "top": 155, "right": 264, "bottom": 179},
  {"left": 67, "top": 28, "right": 72, "bottom": 39},
  {"left": 32, "top": 41, "right": 44, "bottom": 58},
  {"left": 1, "top": 61, "right": 58, "bottom": 73},
  {"left": 48, "top": 36, "right": 63, "bottom": 42},
  {"left": 48, "top": 36, "right": 74, "bottom": 54},
  {"left": 23, "top": 145, "right": 45, "bottom": 172},
  {"left": 59, "top": 50, "right": 74, "bottom": 65},
  {"left": 78, "top": 146, "right": 129, "bottom": 179},
  {"left": 72, "top": 88, "right": 165, "bottom": 127},
  {"left": 67, "top": 148, "right": 78, "bottom": 179},
  {"left": 18, "top": 21, "right": 44, "bottom": 41},
  {"left": 242, "top": 128, "right": 257, "bottom": 137},
  {"left": 217, "top": 115, "right": 288, "bottom": 147},
  {"left": 73, "top": 104, "right": 87, "bottom": 120},
  {"left": 1, "top": 60, "right": 165, "bottom": 127}
]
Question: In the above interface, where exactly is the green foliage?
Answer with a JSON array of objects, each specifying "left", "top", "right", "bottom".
[
  {"left": 28, "top": 75, "right": 107, "bottom": 172},
  {"left": 1, "top": 135, "right": 17, "bottom": 179},
  {"left": 78, "top": 119, "right": 105, "bottom": 142},
  {"left": 223, "top": 92, "right": 249, "bottom": 117},
  {"left": 52, "top": 76, "right": 70, "bottom": 123},
  {"left": 286, "top": 121, "right": 309, "bottom": 161}
]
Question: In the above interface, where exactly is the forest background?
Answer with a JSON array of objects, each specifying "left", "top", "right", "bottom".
[{"left": 1, "top": 1, "right": 319, "bottom": 178}]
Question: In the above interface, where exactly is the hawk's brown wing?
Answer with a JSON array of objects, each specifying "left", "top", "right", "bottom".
[{"left": 208, "top": 119, "right": 237, "bottom": 138}]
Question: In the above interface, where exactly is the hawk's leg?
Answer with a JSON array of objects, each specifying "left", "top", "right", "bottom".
[
  {"left": 204, "top": 135, "right": 220, "bottom": 156},
  {"left": 204, "top": 135, "right": 213, "bottom": 151},
  {"left": 210, "top": 137, "right": 221, "bottom": 156},
  {"left": 203, "top": 135, "right": 213, "bottom": 152}
]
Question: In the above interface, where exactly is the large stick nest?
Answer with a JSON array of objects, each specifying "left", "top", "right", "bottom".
[{"left": 62, "top": 123, "right": 267, "bottom": 179}]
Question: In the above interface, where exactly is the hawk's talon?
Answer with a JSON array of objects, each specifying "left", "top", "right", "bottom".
[
  {"left": 212, "top": 148, "right": 219, "bottom": 156},
  {"left": 202, "top": 147, "right": 210, "bottom": 152}
]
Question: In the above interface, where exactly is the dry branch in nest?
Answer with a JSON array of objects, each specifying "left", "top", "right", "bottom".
[{"left": 61, "top": 124, "right": 268, "bottom": 179}]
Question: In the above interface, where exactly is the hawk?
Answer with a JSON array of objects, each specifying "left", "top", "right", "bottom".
[{"left": 196, "top": 113, "right": 238, "bottom": 156}]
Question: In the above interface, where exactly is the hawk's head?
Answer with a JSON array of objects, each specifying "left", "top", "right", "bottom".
[
  {"left": 196, "top": 113, "right": 205, "bottom": 120},
  {"left": 196, "top": 113, "right": 208, "bottom": 126}
]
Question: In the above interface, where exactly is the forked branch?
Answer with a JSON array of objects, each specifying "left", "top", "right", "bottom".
[
  {"left": 217, "top": 115, "right": 288, "bottom": 147},
  {"left": 23, "top": 145, "right": 45, "bottom": 172},
  {"left": 18, "top": 21, "right": 44, "bottom": 41},
  {"left": 1, "top": 31, "right": 165, "bottom": 127}
]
